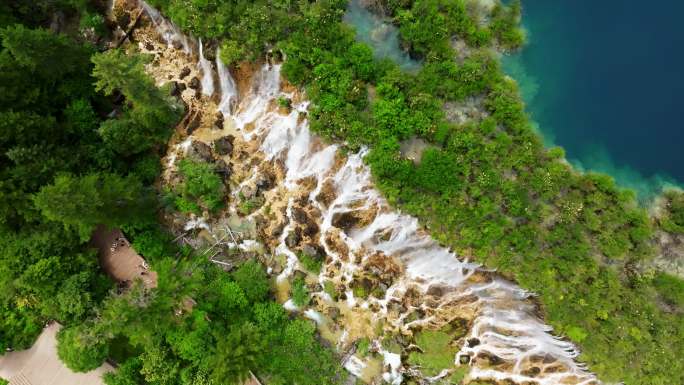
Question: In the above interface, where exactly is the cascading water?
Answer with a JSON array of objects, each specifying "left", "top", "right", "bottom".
[
  {"left": 136, "top": 3, "right": 602, "bottom": 384},
  {"left": 215, "top": 63, "right": 598, "bottom": 385},
  {"left": 216, "top": 47, "right": 239, "bottom": 116},
  {"left": 140, "top": 0, "right": 192, "bottom": 54},
  {"left": 198, "top": 39, "right": 215, "bottom": 96}
]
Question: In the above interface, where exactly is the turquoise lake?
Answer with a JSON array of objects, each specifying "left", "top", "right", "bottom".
[{"left": 504, "top": 1, "right": 684, "bottom": 197}]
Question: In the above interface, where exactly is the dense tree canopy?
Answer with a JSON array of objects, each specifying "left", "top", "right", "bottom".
[
  {"left": 85, "top": 254, "right": 344, "bottom": 385},
  {"left": 0, "top": 5, "right": 178, "bottom": 353}
]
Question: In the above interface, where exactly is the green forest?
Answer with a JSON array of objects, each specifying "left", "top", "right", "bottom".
[
  {"left": 0, "top": 1, "right": 343, "bottom": 384},
  {"left": 1, "top": 1, "right": 683, "bottom": 385}
]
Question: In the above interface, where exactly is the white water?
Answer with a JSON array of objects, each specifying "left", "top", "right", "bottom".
[
  {"left": 141, "top": 4, "right": 601, "bottom": 384},
  {"left": 198, "top": 39, "right": 215, "bottom": 96},
  {"left": 140, "top": 1, "right": 192, "bottom": 54},
  {"left": 216, "top": 48, "right": 239, "bottom": 116},
  {"left": 222, "top": 64, "right": 599, "bottom": 385}
]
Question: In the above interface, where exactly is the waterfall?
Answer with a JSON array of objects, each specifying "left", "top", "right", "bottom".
[
  {"left": 216, "top": 47, "right": 238, "bottom": 116},
  {"left": 139, "top": 0, "right": 192, "bottom": 54},
  {"left": 218, "top": 64, "right": 599, "bottom": 385},
  {"left": 139, "top": 1, "right": 601, "bottom": 383},
  {"left": 198, "top": 39, "right": 215, "bottom": 96}
]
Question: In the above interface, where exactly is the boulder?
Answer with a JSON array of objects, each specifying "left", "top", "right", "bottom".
[
  {"left": 292, "top": 270, "right": 307, "bottom": 281},
  {"left": 331, "top": 212, "right": 355, "bottom": 229},
  {"left": 255, "top": 171, "right": 275, "bottom": 193},
  {"left": 187, "top": 141, "right": 213, "bottom": 162},
  {"left": 213, "top": 136, "right": 234, "bottom": 156},
  {"left": 302, "top": 221, "right": 319, "bottom": 237},
  {"left": 212, "top": 113, "right": 224, "bottom": 130},
  {"left": 315, "top": 179, "right": 336, "bottom": 207},
  {"left": 285, "top": 228, "right": 302, "bottom": 248},
  {"left": 170, "top": 81, "right": 182, "bottom": 96},
  {"left": 188, "top": 76, "right": 201, "bottom": 90},
  {"left": 179, "top": 66, "right": 191, "bottom": 79},
  {"left": 521, "top": 366, "right": 541, "bottom": 377},
  {"left": 290, "top": 208, "right": 319, "bottom": 236},
  {"left": 302, "top": 243, "right": 325, "bottom": 259},
  {"left": 291, "top": 207, "right": 309, "bottom": 224}
]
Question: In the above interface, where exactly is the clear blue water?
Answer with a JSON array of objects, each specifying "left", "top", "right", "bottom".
[
  {"left": 343, "top": 0, "right": 421, "bottom": 72},
  {"left": 504, "top": 1, "right": 684, "bottom": 197}
]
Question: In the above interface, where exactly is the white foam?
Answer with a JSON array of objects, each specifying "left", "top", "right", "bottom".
[{"left": 198, "top": 39, "right": 214, "bottom": 96}]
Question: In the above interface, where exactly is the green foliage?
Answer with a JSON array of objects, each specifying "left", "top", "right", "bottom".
[
  {"left": 103, "top": 357, "right": 145, "bottom": 385},
  {"left": 232, "top": 260, "right": 270, "bottom": 303},
  {"left": 129, "top": 225, "right": 178, "bottom": 264},
  {"left": 33, "top": 173, "right": 153, "bottom": 240},
  {"left": 653, "top": 273, "right": 684, "bottom": 308},
  {"left": 72, "top": 253, "right": 344, "bottom": 385},
  {"left": 356, "top": 337, "right": 370, "bottom": 357},
  {"left": 0, "top": 0, "right": 91, "bottom": 29},
  {"left": 0, "top": 25, "right": 91, "bottom": 79},
  {"left": 298, "top": 252, "right": 323, "bottom": 274},
  {"left": 489, "top": 0, "right": 525, "bottom": 50},
  {"left": 323, "top": 280, "right": 337, "bottom": 301},
  {"left": 659, "top": 190, "right": 684, "bottom": 234},
  {"left": 57, "top": 324, "right": 109, "bottom": 372},
  {"left": 291, "top": 277, "right": 310, "bottom": 307},
  {"left": 0, "top": 14, "right": 178, "bottom": 354},
  {"left": 219, "top": 40, "right": 244, "bottom": 66},
  {"left": 276, "top": 96, "right": 292, "bottom": 109},
  {"left": 407, "top": 330, "right": 458, "bottom": 376},
  {"left": 238, "top": 195, "right": 265, "bottom": 216},
  {"left": 176, "top": 159, "right": 225, "bottom": 213},
  {"left": 54, "top": 272, "right": 95, "bottom": 323},
  {"left": 92, "top": 49, "right": 181, "bottom": 155},
  {"left": 210, "top": 322, "right": 265, "bottom": 384},
  {"left": 0, "top": 225, "right": 109, "bottom": 350},
  {"left": 79, "top": 12, "right": 106, "bottom": 36}
]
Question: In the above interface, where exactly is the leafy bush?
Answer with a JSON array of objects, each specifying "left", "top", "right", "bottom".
[
  {"left": 660, "top": 190, "right": 684, "bottom": 234},
  {"left": 56, "top": 325, "right": 109, "bottom": 372},
  {"left": 176, "top": 159, "right": 224, "bottom": 213},
  {"left": 291, "top": 277, "right": 310, "bottom": 307}
]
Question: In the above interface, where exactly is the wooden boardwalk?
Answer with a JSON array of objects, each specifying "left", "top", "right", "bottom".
[{"left": 0, "top": 323, "right": 113, "bottom": 385}]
